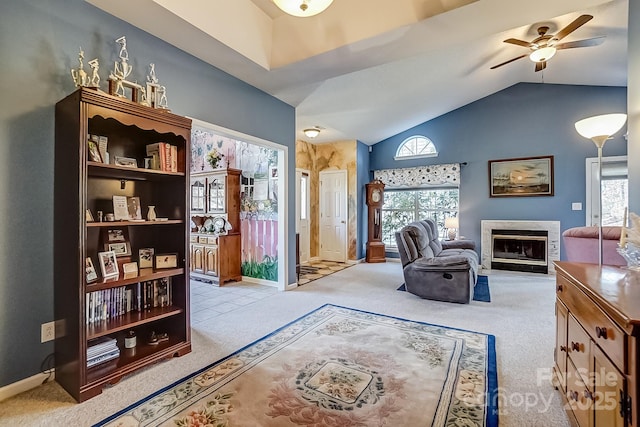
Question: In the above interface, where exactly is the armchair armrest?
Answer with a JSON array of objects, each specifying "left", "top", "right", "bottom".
[
  {"left": 412, "top": 255, "right": 470, "bottom": 271},
  {"left": 442, "top": 239, "right": 475, "bottom": 250}
]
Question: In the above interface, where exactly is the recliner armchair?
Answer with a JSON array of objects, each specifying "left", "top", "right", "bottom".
[{"left": 395, "top": 219, "right": 478, "bottom": 303}]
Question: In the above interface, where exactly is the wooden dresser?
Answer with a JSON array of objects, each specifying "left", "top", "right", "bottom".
[{"left": 554, "top": 261, "right": 640, "bottom": 427}]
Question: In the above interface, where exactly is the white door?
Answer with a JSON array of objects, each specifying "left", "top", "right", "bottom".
[
  {"left": 319, "top": 170, "right": 347, "bottom": 262},
  {"left": 296, "top": 169, "right": 310, "bottom": 264}
]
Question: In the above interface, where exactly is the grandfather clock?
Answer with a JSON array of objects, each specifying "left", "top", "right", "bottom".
[{"left": 366, "top": 179, "right": 386, "bottom": 263}]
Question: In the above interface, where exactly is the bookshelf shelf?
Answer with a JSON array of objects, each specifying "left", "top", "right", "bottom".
[{"left": 54, "top": 88, "right": 192, "bottom": 402}]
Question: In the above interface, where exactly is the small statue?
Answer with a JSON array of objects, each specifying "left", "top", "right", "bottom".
[
  {"left": 88, "top": 58, "right": 100, "bottom": 88},
  {"left": 147, "top": 63, "right": 158, "bottom": 84},
  {"left": 109, "top": 36, "right": 133, "bottom": 97},
  {"left": 70, "top": 47, "right": 89, "bottom": 87},
  {"left": 158, "top": 85, "right": 168, "bottom": 109}
]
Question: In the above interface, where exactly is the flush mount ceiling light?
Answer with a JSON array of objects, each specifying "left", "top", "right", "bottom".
[
  {"left": 303, "top": 127, "right": 321, "bottom": 138},
  {"left": 529, "top": 46, "right": 557, "bottom": 63},
  {"left": 273, "top": 0, "right": 333, "bottom": 17}
]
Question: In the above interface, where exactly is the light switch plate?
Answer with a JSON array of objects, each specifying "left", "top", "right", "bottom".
[{"left": 572, "top": 202, "right": 582, "bottom": 211}]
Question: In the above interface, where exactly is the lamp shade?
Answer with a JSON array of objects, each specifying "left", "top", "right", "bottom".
[
  {"left": 303, "top": 128, "right": 320, "bottom": 138},
  {"left": 445, "top": 217, "right": 459, "bottom": 229},
  {"left": 575, "top": 113, "right": 627, "bottom": 140},
  {"left": 529, "top": 46, "right": 556, "bottom": 63},
  {"left": 273, "top": 0, "right": 333, "bottom": 17}
]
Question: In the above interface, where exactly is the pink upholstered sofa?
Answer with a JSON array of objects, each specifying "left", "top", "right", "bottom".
[{"left": 562, "top": 226, "right": 626, "bottom": 266}]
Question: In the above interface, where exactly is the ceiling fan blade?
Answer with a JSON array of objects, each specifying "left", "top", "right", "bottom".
[
  {"left": 504, "top": 38, "right": 532, "bottom": 48},
  {"left": 554, "top": 36, "right": 605, "bottom": 50},
  {"left": 553, "top": 14, "right": 593, "bottom": 42},
  {"left": 490, "top": 54, "right": 528, "bottom": 69},
  {"left": 535, "top": 61, "right": 547, "bottom": 72}
]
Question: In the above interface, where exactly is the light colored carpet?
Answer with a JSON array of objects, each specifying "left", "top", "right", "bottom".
[{"left": 0, "top": 262, "right": 570, "bottom": 427}]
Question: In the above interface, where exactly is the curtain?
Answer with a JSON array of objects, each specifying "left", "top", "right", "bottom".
[{"left": 373, "top": 163, "right": 460, "bottom": 188}]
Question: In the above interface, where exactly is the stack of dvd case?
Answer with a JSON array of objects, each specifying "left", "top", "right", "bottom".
[{"left": 87, "top": 337, "right": 120, "bottom": 368}]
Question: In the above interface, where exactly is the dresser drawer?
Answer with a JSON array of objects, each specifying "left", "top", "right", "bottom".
[
  {"left": 556, "top": 274, "right": 625, "bottom": 371},
  {"left": 566, "top": 358, "right": 593, "bottom": 427},
  {"left": 567, "top": 314, "right": 590, "bottom": 385}
]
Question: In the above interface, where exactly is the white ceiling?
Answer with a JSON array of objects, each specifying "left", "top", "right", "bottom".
[{"left": 87, "top": 0, "right": 628, "bottom": 145}]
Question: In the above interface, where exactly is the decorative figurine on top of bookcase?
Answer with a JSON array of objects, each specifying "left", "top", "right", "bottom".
[
  {"left": 87, "top": 58, "right": 100, "bottom": 88},
  {"left": 70, "top": 47, "right": 89, "bottom": 88},
  {"left": 108, "top": 36, "right": 142, "bottom": 102}
]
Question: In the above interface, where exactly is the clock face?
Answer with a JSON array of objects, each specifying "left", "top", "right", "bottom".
[{"left": 372, "top": 189, "right": 381, "bottom": 203}]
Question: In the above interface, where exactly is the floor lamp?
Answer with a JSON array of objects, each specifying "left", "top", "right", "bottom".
[{"left": 574, "top": 113, "right": 627, "bottom": 265}]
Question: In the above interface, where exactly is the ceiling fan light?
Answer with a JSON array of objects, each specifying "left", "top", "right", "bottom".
[
  {"left": 304, "top": 128, "right": 321, "bottom": 138},
  {"left": 529, "top": 46, "right": 557, "bottom": 63},
  {"left": 273, "top": 0, "right": 334, "bottom": 17}
]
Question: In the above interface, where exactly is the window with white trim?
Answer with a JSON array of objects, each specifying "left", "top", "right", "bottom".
[{"left": 395, "top": 136, "right": 438, "bottom": 160}]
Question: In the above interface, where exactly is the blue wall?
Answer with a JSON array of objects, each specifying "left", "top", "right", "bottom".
[
  {"left": 356, "top": 141, "right": 371, "bottom": 259},
  {"left": 371, "top": 83, "right": 627, "bottom": 255},
  {"left": 0, "top": 0, "right": 295, "bottom": 387}
]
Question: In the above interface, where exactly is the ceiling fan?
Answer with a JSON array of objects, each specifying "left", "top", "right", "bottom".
[{"left": 490, "top": 14, "right": 605, "bottom": 72}]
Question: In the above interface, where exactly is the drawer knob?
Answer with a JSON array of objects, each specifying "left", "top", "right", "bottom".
[
  {"left": 556, "top": 284, "right": 563, "bottom": 292},
  {"left": 596, "top": 326, "right": 608, "bottom": 339},
  {"left": 560, "top": 345, "right": 567, "bottom": 352},
  {"left": 571, "top": 341, "right": 581, "bottom": 352},
  {"left": 569, "top": 390, "right": 579, "bottom": 401},
  {"left": 584, "top": 390, "right": 594, "bottom": 400}
]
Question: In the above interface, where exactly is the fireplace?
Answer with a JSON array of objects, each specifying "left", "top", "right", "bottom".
[
  {"left": 491, "top": 229, "right": 548, "bottom": 273},
  {"left": 481, "top": 220, "right": 560, "bottom": 274}
]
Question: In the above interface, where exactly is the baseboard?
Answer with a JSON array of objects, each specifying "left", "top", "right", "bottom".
[
  {"left": 0, "top": 370, "right": 54, "bottom": 402},
  {"left": 241, "top": 276, "right": 278, "bottom": 287}
]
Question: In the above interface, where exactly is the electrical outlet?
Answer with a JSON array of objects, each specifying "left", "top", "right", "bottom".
[{"left": 41, "top": 321, "right": 55, "bottom": 343}]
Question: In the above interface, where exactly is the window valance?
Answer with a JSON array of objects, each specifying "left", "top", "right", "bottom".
[{"left": 373, "top": 163, "right": 460, "bottom": 188}]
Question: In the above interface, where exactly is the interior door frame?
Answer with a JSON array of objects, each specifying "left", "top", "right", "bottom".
[
  {"left": 296, "top": 168, "right": 311, "bottom": 265},
  {"left": 319, "top": 169, "right": 348, "bottom": 262},
  {"left": 585, "top": 155, "right": 627, "bottom": 226}
]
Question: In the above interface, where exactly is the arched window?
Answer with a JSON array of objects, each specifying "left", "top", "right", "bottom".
[{"left": 395, "top": 135, "right": 438, "bottom": 160}]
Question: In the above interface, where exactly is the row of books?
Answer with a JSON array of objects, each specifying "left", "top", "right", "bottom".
[
  {"left": 146, "top": 142, "right": 178, "bottom": 172},
  {"left": 86, "top": 278, "right": 172, "bottom": 324},
  {"left": 87, "top": 336, "right": 119, "bottom": 368}
]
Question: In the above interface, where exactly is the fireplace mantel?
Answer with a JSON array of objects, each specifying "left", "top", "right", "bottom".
[{"left": 481, "top": 220, "right": 560, "bottom": 274}]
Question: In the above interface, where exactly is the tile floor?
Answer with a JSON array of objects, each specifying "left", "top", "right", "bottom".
[
  {"left": 189, "top": 279, "right": 277, "bottom": 324},
  {"left": 189, "top": 261, "right": 354, "bottom": 323}
]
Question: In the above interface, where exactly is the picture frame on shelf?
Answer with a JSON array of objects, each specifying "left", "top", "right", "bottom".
[
  {"left": 87, "top": 139, "right": 103, "bottom": 163},
  {"left": 488, "top": 155, "right": 554, "bottom": 198},
  {"left": 127, "top": 196, "right": 142, "bottom": 220},
  {"left": 86, "top": 209, "right": 95, "bottom": 222},
  {"left": 98, "top": 251, "right": 119, "bottom": 278},
  {"left": 112, "top": 195, "right": 129, "bottom": 220},
  {"left": 139, "top": 248, "right": 154, "bottom": 269},
  {"left": 122, "top": 261, "right": 138, "bottom": 275},
  {"left": 85, "top": 257, "right": 98, "bottom": 282},
  {"left": 107, "top": 241, "right": 131, "bottom": 257},
  {"left": 155, "top": 253, "right": 178, "bottom": 269},
  {"left": 103, "top": 227, "right": 129, "bottom": 243},
  {"left": 114, "top": 156, "right": 138, "bottom": 168}
]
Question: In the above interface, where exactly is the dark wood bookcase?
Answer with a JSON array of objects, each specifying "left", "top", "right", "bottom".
[{"left": 54, "top": 88, "right": 192, "bottom": 402}]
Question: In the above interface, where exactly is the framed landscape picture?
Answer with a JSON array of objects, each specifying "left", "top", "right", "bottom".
[{"left": 488, "top": 155, "right": 554, "bottom": 197}]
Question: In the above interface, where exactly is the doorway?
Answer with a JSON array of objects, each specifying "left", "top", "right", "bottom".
[
  {"left": 319, "top": 170, "right": 347, "bottom": 262},
  {"left": 296, "top": 169, "right": 310, "bottom": 264}
]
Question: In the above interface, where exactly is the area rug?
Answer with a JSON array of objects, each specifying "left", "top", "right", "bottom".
[
  {"left": 398, "top": 275, "right": 491, "bottom": 302},
  {"left": 96, "top": 304, "right": 497, "bottom": 427},
  {"left": 298, "top": 261, "right": 353, "bottom": 285}
]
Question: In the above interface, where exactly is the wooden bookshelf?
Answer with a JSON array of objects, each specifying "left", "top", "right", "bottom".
[{"left": 54, "top": 88, "right": 192, "bottom": 402}]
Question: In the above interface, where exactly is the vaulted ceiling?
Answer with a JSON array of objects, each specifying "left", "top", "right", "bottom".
[{"left": 87, "top": 0, "right": 628, "bottom": 144}]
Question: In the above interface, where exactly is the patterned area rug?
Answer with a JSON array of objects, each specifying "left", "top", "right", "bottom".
[
  {"left": 96, "top": 304, "right": 498, "bottom": 427},
  {"left": 398, "top": 275, "right": 491, "bottom": 302},
  {"left": 298, "top": 260, "right": 353, "bottom": 285}
]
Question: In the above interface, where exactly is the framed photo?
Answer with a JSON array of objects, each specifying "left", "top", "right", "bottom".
[
  {"left": 86, "top": 209, "right": 95, "bottom": 222},
  {"left": 139, "top": 248, "right": 155, "bottom": 269},
  {"left": 127, "top": 196, "right": 142, "bottom": 220},
  {"left": 112, "top": 195, "right": 129, "bottom": 220},
  {"left": 103, "top": 227, "right": 129, "bottom": 243},
  {"left": 87, "top": 139, "right": 103, "bottom": 163},
  {"left": 98, "top": 251, "right": 119, "bottom": 278},
  {"left": 488, "top": 155, "right": 554, "bottom": 197},
  {"left": 85, "top": 257, "right": 98, "bottom": 282},
  {"left": 122, "top": 261, "right": 138, "bottom": 275},
  {"left": 114, "top": 156, "right": 138, "bottom": 168},
  {"left": 107, "top": 241, "right": 132, "bottom": 257},
  {"left": 155, "top": 253, "right": 178, "bottom": 269}
]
